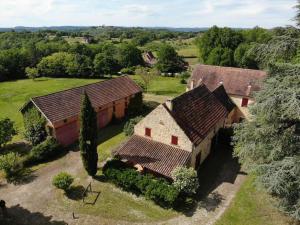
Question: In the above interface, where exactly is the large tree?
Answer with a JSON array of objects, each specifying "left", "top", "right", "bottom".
[
  {"left": 156, "top": 44, "right": 186, "bottom": 73},
  {"left": 233, "top": 64, "right": 300, "bottom": 220},
  {"left": 79, "top": 92, "right": 98, "bottom": 177},
  {"left": 117, "top": 43, "right": 143, "bottom": 68}
]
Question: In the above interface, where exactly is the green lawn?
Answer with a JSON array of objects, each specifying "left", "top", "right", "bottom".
[
  {"left": 0, "top": 77, "right": 101, "bottom": 139},
  {"left": 131, "top": 75, "right": 186, "bottom": 96},
  {"left": 215, "top": 176, "right": 295, "bottom": 225}
]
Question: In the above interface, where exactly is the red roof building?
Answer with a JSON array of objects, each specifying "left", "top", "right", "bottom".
[
  {"left": 21, "top": 76, "right": 142, "bottom": 146},
  {"left": 116, "top": 84, "right": 235, "bottom": 179}
]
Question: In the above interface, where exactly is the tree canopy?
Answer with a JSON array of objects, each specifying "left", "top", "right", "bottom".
[{"left": 233, "top": 64, "right": 300, "bottom": 219}]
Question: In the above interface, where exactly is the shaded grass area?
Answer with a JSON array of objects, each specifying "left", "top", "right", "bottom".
[
  {"left": 215, "top": 175, "right": 296, "bottom": 225},
  {"left": 0, "top": 77, "right": 101, "bottom": 140}
]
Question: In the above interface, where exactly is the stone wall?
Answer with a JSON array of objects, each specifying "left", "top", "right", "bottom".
[{"left": 134, "top": 105, "right": 193, "bottom": 152}]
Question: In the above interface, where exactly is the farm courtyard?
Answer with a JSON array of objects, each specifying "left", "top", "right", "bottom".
[{"left": 0, "top": 77, "right": 294, "bottom": 225}]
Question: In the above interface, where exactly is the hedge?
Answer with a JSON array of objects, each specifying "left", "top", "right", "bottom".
[
  {"left": 25, "top": 136, "right": 61, "bottom": 165},
  {"left": 103, "top": 159, "right": 179, "bottom": 207}
]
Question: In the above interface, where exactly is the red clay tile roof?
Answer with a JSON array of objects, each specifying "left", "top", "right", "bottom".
[
  {"left": 29, "top": 76, "right": 142, "bottom": 124},
  {"left": 189, "top": 64, "right": 267, "bottom": 97},
  {"left": 212, "top": 85, "right": 236, "bottom": 112},
  {"left": 164, "top": 84, "right": 228, "bottom": 145},
  {"left": 116, "top": 135, "right": 191, "bottom": 178}
]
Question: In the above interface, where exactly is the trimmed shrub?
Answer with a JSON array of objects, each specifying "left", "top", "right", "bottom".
[
  {"left": 0, "top": 152, "right": 23, "bottom": 178},
  {"left": 27, "top": 137, "right": 61, "bottom": 164},
  {"left": 52, "top": 172, "right": 74, "bottom": 192},
  {"left": 123, "top": 116, "right": 143, "bottom": 136},
  {"left": 103, "top": 159, "right": 179, "bottom": 207}
]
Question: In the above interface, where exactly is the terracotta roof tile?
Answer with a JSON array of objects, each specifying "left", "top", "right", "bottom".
[
  {"left": 30, "top": 76, "right": 142, "bottom": 124},
  {"left": 116, "top": 135, "right": 191, "bottom": 178},
  {"left": 212, "top": 85, "right": 236, "bottom": 112},
  {"left": 165, "top": 84, "right": 228, "bottom": 145},
  {"left": 189, "top": 64, "right": 267, "bottom": 97}
]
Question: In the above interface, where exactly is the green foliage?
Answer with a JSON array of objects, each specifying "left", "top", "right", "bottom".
[
  {"left": 27, "top": 137, "right": 61, "bottom": 165},
  {"left": 206, "top": 47, "right": 234, "bottom": 67},
  {"left": 36, "top": 52, "right": 92, "bottom": 77},
  {"left": 123, "top": 116, "right": 143, "bottom": 136},
  {"left": 233, "top": 65, "right": 300, "bottom": 219},
  {"left": 0, "top": 152, "right": 22, "bottom": 178},
  {"left": 103, "top": 159, "right": 180, "bottom": 207},
  {"left": 126, "top": 92, "right": 143, "bottom": 118},
  {"left": 120, "top": 67, "right": 135, "bottom": 75},
  {"left": 25, "top": 67, "right": 39, "bottom": 80},
  {"left": 171, "top": 167, "right": 199, "bottom": 195},
  {"left": 234, "top": 43, "right": 258, "bottom": 69},
  {"left": 241, "top": 27, "right": 273, "bottom": 44},
  {"left": 79, "top": 92, "right": 98, "bottom": 177},
  {"left": 197, "top": 26, "right": 243, "bottom": 65},
  {"left": 23, "top": 106, "right": 47, "bottom": 146},
  {"left": 52, "top": 172, "right": 74, "bottom": 192},
  {"left": 93, "top": 52, "right": 119, "bottom": 76},
  {"left": 248, "top": 28, "right": 300, "bottom": 69},
  {"left": 156, "top": 44, "right": 186, "bottom": 73},
  {"left": 0, "top": 118, "right": 17, "bottom": 148},
  {"left": 117, "top": 43, "right": 143, "bottom": 68}
]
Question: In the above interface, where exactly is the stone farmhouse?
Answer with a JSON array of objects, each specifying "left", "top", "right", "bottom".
[
  {"left": 116, "top": 83, "right": 235, "bottom": 179},
  {"left": 21, "top": 76, "right": 142, "bottom": 146},
  {"left": 187, "top": 64, "right": 267, "bottom": 121}
]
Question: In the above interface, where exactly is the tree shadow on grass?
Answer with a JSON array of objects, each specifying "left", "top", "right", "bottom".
[
  {"left": 7, "top": 168, "right": 37, "bottom": 185},
  {"left": 0, "top": 204, "right": 67, "bottom": 225},
  {"left": 66, "top": 185, "right": 86, "bottom": 201}
]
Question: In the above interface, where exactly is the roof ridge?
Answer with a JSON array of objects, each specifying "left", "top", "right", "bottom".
[
  {"left": 32, "top": 75, "right": 130, "bottom": 100},
  {"left": 196, "top": 64, "right": 267, "bottom": 73}
]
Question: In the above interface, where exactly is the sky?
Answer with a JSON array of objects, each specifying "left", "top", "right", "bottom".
[{"left": 0, "top": 0, "right": 297, "bottom": 28}]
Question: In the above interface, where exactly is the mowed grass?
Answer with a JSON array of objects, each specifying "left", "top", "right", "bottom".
[
  {"left": 215, "top": 175, "right": 295, "bottom": 225},
  {"left": 0, "top": 77, "right": 101, "bottom": 139},
  {"left": 131, "top": 75, "right": 186, "bottom": 96}
]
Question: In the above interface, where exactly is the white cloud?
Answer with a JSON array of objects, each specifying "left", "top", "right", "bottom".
[{"left": 0, "top": 0, "right": 296, "bottom": 28}]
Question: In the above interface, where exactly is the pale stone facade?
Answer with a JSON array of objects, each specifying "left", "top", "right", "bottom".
[
  {"left": 134, "top": 105, "right": 193, "bottom": 152},
  {"left": 134, "top": 104, "right": 226, "bottom": 170}
]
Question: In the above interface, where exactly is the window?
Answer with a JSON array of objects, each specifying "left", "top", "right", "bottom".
[
  {"left": 145, "top": 128, "right": 151, "bottom": 137},
  {"left": 241, "top": 98, "right": 249, "bottom": 107},
  {"left": 171, "top": 135, "right": 178, "bottom": 145}
]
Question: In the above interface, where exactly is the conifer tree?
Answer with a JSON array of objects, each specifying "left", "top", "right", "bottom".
[{"left": 79, "top": 91, "right": 98, "bottom": 177}]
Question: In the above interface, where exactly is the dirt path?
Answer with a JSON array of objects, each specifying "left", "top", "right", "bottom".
[{"left": 0, "top": 150, "right": 246, "bottom": 225}]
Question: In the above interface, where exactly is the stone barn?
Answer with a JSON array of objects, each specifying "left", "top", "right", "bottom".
[
  {"left": 116, "top": 83, "right": 235, "bottom": 179},
  {"left": 21, "top": 76, "right": 142, "bottom": 146}
]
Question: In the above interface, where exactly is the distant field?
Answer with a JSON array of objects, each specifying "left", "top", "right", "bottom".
[
  {"left": 0, "top": 76, "right": 185, "bottom": 140},
  {"left": 215, "top": 176, "right": 295, "bottom": 225}
]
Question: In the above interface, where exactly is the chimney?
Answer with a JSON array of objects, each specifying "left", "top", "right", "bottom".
[
  {"left": 190, "top": 79, "right": 195, "bottom": 90},
  {"left": 246, "top": 84, "right": 252, "bottom": 96},
  {"left": 166, "top": 99, "right": 173, "bottom": 111}
]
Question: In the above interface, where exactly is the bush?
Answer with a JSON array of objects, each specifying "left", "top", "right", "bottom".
[
  {"left": 171, "top": 167, "right": 199, "bottom": 195},
  {"left": 120, "top": 67, "right": 135, "bottom": 75},
  {"left": 0, "top": 152, "right": 23, "bottom": 178},
  {"left": 0, "top": 118, "right": 17, "bottom": 149},
  {"left": 23, "top": 107, "right": 47, "bottom": 146},
  {"left": 52, "top": 172, "right": 74, "bottom": 192},
  {"left": 123, "top": 116, "right": 143, "bottom": 136},
  {"left": 103, "top": 159, "right": 179, "bottom": 207},
  {"left": 26, "top": 137, "right": 61, "bottom": 164}
]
